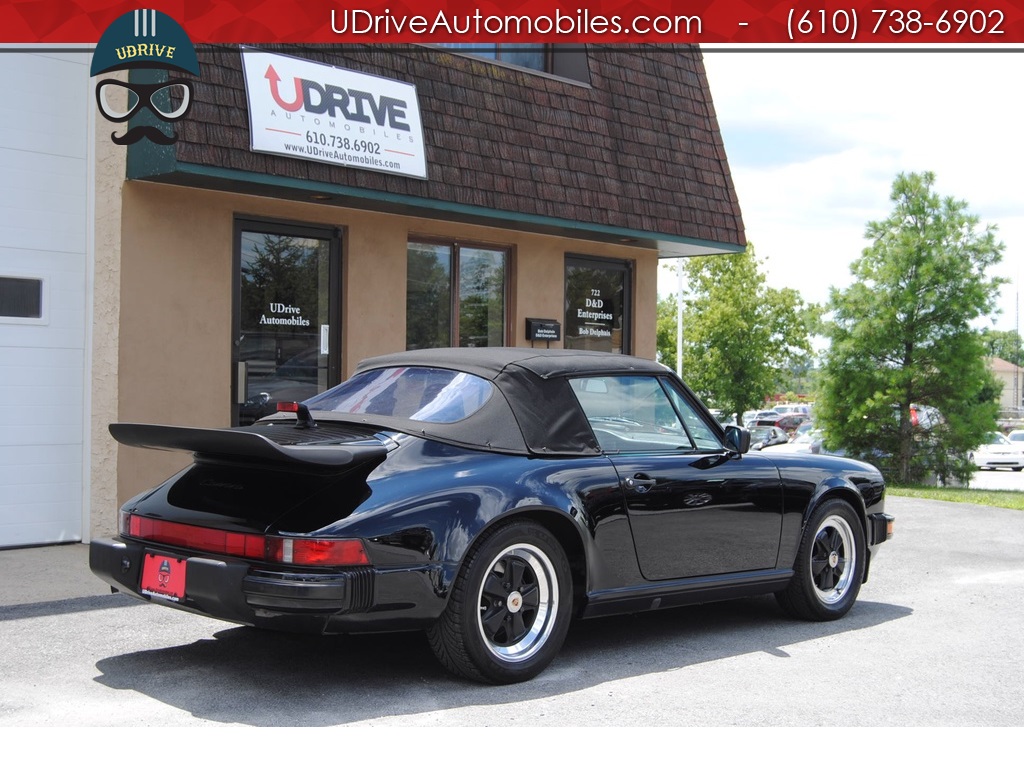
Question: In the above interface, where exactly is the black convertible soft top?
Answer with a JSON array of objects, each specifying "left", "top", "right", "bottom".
[{"left": 343, "top": 348, "right": 671, "bottom": 457}]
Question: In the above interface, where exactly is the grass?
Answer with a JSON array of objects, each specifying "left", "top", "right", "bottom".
[{"left": 888, "top": 485, "right": 1024, "bottom": 511}]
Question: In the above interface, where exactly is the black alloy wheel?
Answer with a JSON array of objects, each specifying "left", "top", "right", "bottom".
[
  {"left": 427, "top": 520, "right": 572, "bottom": 684},
  {"left": 776, "top": 499, "right": 866, "bottom": 621}
]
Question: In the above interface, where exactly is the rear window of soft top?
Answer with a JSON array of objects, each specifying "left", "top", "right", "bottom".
[{"left": 304, "top": 366, "right": 493, "bottom": 424}]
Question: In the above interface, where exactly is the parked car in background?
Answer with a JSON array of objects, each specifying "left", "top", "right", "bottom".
[
  {"left": 970, "top": 432, "right": 1024, "bottom": 471},
  {"left": 775, "top": 404, "right": 812, "bottom": 416},
  {"left": 90, "top": 348, "right": 893, "bottom": 684},
  {"left": 749, "top": 425, "right": 790, "bottom": 450},
  {"left": 794, "top": 420, "right": 816, "bottom": 437},
  {"left": 1007, "top": 429, "right": 1024, "bottom": 444},
  {"left": 750, "top": 413, "right": 811, "bottom": 434},
  {"left": 742, "top": 409, "right": 781, "bottom": 425},
  {"left": 762, "top": 429, "right": 824, "bottom": 455},
  {"left": 893, "top": 403, "right": 944, "bottom": 430}
]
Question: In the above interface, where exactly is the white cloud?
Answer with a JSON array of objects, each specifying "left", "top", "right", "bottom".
[{"left": 662, "top": 50, "right": 1024, "bottom": 330}]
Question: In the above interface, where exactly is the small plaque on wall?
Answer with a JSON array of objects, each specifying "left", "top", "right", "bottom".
[{"left": 526, "top": 318, "right": 561, "bottom": 341}]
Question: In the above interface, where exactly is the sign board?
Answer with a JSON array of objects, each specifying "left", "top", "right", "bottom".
[
  {"left": 526, "top": 317, "right": 561, "bottom": 341},
  {"left": 241, "top": 48, "right": 427, "bottom": 179}
]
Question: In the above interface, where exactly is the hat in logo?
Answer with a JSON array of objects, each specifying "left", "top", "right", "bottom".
[{"left": 90, "top": 9, "right": 200, "bottom": 77}]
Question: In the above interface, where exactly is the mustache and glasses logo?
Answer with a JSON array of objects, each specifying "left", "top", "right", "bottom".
[
  {"left": 91, "top": 9, "right": 200, "bottom": 146},
  {"left": 95, "top": 78, "right": 194, "bottom": 144}
]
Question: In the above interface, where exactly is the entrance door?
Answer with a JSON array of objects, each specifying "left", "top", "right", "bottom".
[
  {"left": 564, "top": 254, "right": 632, "bottom": 354},
  {"left": 233, "top": 221, "right": 340, "bottom": 425}
]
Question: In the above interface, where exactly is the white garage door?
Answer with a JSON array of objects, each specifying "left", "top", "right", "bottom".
[{"left": 0, "top": 52, "right": 90, "bottom": 547}]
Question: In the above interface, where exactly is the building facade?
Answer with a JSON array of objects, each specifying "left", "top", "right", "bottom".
[
  {"left": 1, "top": 44, "right": 744, "bottom": 546},
  {"left": 990, "top": 356, "right": 1023, "bottom": 414}
]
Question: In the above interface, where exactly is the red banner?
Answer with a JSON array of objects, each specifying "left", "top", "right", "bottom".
[{"left": 2, "top": 0, "right": 1024, "bottom": 45}]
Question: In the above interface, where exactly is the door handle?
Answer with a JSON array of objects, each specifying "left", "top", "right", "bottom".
[
  {"left": 624, "top": 473, "right": 656, "bottom": 493},
  {"left": 236, "top": 361, "right": 248, "bottom": 404}
]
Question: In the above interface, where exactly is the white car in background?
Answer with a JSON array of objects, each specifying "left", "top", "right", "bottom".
[
  {"left": 761, "top": 429, "right": 823, "bottom": 454},
  {"left": 970, "top": 432, "right": 1024, "bottom": 471}
]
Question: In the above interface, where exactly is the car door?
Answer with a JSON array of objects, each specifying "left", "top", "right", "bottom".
[{"left": 571, "top": 375, "right": 784, "bottom": 581}]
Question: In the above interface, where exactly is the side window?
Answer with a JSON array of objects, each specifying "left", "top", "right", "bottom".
[
  {"left": 570, "top": 375, "right": 692, "bottom": 453},
  {"left": 663, "top": 381, "right": 724, "bottom": 451}
]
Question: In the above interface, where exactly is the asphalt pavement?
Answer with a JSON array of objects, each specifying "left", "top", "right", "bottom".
[
  {"left": 2, "top": 493, "right": 1023, "bottom": 740},
  {"left": 0, "top": 542, "right": 108, "bottom": 607}
]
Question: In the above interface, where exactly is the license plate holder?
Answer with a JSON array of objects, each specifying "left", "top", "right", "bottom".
[{"left": 140, "top": 552, "right": 187, "bottom": 602}]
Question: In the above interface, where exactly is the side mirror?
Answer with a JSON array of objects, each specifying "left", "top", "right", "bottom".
[{"left": 724, "top": 425, "right": 751, "bottom": 454}]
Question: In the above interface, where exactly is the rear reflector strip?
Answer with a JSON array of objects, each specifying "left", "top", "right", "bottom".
[{"left": 123, "top": 514, "right": 370, "bottom": 566}]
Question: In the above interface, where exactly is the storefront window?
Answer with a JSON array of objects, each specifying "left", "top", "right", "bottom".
[
  {"left": 564, "top": 255, "right": 632, "bottom": 354},
  {"left": 406, "top": 241, "right": 507, "bottom": 349}
]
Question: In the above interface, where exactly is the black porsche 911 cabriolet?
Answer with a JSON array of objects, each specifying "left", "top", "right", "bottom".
[{"left": 91, "top": 348, "right": 892, "bottom": 684}]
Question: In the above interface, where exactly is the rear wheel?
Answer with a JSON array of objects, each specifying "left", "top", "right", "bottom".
[
  {"left": 428, "top": 521, "right": 572, "bottom": 684},
  {"left": 777, "top": 499, "right": 865, "bottom": 621}
]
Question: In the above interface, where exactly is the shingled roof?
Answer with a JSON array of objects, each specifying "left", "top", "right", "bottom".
[{"left": 137, "top": 44, "right": 745, "bottom": 255}]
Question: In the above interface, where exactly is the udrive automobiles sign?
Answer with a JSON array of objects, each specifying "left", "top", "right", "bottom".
[{"left": 240, "top": 48, "right": 427, "bottom": 179}]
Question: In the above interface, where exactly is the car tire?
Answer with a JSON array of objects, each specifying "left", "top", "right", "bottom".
[
  {"left": 776, "top": 499, "right": 865, "bottom": 622},
  {"left": 427, "top": 520, "right": 572, "bottom": 684}
]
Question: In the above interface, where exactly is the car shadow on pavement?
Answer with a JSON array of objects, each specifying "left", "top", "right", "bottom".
[
  {"left": 92, "top": 595, "right": 912, "bottom": 726},
  {"left": 0, "top": 592, "right": 144, "bottom": 622}
]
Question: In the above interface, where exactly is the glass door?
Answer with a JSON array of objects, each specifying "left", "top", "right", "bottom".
[
  {"left": 233, "top": 220, "right": 340, "bottom": 425},
  {"left": 564, "top": 254, "right": 632, "bottom": 354}
]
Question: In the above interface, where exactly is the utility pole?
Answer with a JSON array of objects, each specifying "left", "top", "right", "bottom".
[
  {"left": 1016, "top": 288, "right": 1021, "bottom": 412},
  {"left": 676, "top": 258, "right": 684, "bottom": 378}
]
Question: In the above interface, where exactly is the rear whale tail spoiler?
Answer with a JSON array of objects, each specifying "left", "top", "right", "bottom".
[{"left": 109, "top": 423, "right": 387, "bottom": 468}]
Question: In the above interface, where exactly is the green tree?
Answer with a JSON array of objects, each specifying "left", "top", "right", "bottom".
[
  {"left": 818, "top": 171, "right": 1006, "bottom": 485},
  {"left": 656, "top": 292, "right": 678, "bottom": 372},
  {"left": 676, "top": 244, "right": 814, "bottom": 422}
]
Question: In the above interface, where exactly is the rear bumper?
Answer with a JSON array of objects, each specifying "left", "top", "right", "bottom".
[{"left": 89, "top": 537, "right": 439, "bottom": 633}]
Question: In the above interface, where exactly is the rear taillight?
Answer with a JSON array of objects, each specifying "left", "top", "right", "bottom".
[
  {"left": 120, "top": 512, "right": 370, "bottom": 566},
  {"left": 265, "top": 536, "right": 370, "bottom": 566}
]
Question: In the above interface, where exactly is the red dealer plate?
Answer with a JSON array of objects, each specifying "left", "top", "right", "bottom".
[{"left": 140, "top": 552, "right": 187, "bottom": 602}]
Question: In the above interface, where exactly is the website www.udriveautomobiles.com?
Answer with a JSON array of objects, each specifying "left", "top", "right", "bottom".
[{"left": 328, "top": 8, "right": 704, "bottom": 38}]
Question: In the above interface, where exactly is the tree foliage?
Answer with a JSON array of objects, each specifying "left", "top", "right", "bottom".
[
  {"left": 817, "top": 171, "right": 1006, "bottom": 484},
  {"left": 656, "top": 292, "right": 679, "bottom": 373},
  {"left": 981, "top": 328, "right": 1023, "bottom": 368},
  {"left": 671, "top": 244, "right": 814, "bottom": 422}
]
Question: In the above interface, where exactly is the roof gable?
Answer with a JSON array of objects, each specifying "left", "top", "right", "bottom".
[{"left": 138, "top": 44, "right": 745, "bottom": 255}]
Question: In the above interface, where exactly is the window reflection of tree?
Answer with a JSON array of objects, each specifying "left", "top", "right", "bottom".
[
  {"left": 240, "top": 234, "right": 322, "bottom": 331},
  {"left": 406, "top": 243, "right": 451, "bottom": 349},
  {"left": 406, "top": 243, "right": 506, "bottom": 349},
  {"left": 459, "top": 249, "right": 505, "bottom": 347}
]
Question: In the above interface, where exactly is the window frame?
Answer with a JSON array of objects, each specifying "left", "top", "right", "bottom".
[
  {"left": 430, "top": 44, "right": 591, "bottom": 86},
  {"left": 406, "top": 237, "right": 511, "bottom": 350},
  {"left": 570, "top": 374, "right": 725, "bottom": 455}
]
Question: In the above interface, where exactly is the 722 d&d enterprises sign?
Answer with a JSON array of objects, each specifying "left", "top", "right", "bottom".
[{"left": 241, "top": 48, "right": 427, "bottom": 179}]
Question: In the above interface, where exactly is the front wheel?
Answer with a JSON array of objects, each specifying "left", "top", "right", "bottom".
[
  {"left": 776, "top": 499, "right": 865, "bottom": 621},
  {"left": 427, "top": 521, "right": 572, "bottom": 684}
]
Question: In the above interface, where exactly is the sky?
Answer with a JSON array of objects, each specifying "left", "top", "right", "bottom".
[{"left": 659, "top": 48, "right": 1023, "bottom": 335}]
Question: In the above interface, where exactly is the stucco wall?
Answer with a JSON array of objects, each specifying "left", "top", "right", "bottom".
[
  {"left": 115, "top": 183, "right": 659, "bottom": 506},
  {"left": 89, "top": 80, "right": 125, "bottom": 540}
]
